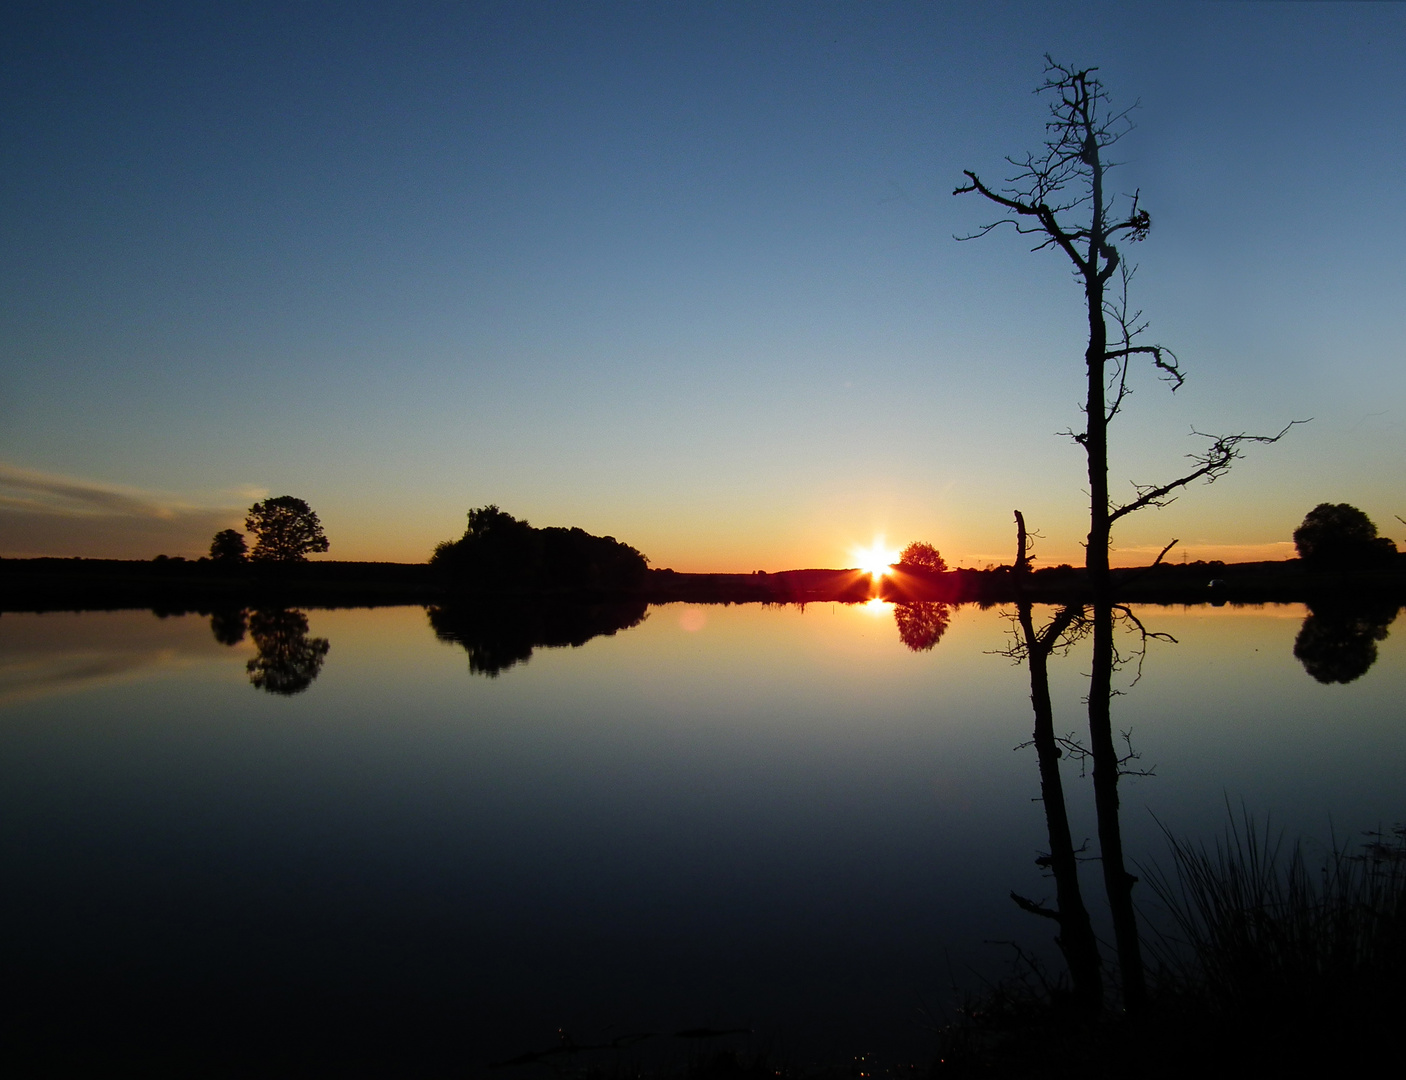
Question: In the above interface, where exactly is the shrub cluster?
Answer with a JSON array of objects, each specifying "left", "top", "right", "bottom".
[{"left": 431, "top": 505, "right": 649, "bottom": 592}]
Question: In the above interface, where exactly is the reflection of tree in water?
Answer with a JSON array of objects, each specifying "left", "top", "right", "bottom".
[
  {"left": 1294, "top": 602, "right": 1399, "bottom": 684},
  {"left": 246, "top": 609, "right": 330, "bottom": 695},
  {"left": 893, "top": 601, "right": 951, "bottom": 652},
  {"left": 209, "top": 608, "right": 248, "bottom": 646},
  {"left": 427, "top": 601, "right": 648, "bottom": 677}
]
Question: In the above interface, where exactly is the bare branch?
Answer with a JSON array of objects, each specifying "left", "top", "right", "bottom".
[
  {"left": 953, "top": 171, "right": 1091, "bottom": 272},
  {"left": 1114, "top": 539, "right": 1180, "bottom": 591},
  {"left": 1109, "top": 421, "right": 1307, "bottom": 525},
  {"left": 1116, "top": 730, "right": 1156, "bottom": 779},
  {"left": 1010, "top": 891, "right": 1062, "bottom": 922},
  {"left": 1103, "top": 261, "right": 1183, "bottom": 401}
]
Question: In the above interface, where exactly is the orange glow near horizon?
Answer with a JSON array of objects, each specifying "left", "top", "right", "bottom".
[{"left": 853, "top": 540, "right": 900, "bottom": 581}]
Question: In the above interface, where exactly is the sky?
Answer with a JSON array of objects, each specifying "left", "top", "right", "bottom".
[{"left": 3, "top": 1, "right": 1404, "bottom": 571}]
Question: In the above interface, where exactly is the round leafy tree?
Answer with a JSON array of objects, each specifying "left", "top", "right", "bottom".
[
  {"left": 1292, "top": 503, "right": 1396, "bottom": 567},
  {"left": 898, "top": 541, "right": 947, "bottom": 574},
  {"left": 209, "top": 528, "right": 248, "bottom": 563},
  {"left": 245, "top": 496, "right": 330, "bottom": 562}
]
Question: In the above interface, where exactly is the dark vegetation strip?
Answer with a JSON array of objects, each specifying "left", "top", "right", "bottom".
[{"left": 4, "top": 555, "right": 1406, "bottom": 613}]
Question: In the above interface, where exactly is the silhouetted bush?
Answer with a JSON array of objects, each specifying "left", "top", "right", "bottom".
[{"left": 431, "top": 505, "right": 649, "bottom": 592}]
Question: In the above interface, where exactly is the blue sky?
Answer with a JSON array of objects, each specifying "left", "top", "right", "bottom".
[{"left": 3, "top": 2, "right": 1403, "bottom": 569}]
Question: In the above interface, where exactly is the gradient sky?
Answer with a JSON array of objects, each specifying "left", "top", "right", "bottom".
[{"left": 3, "top": 2, "right": 1403, "bottom": 570}]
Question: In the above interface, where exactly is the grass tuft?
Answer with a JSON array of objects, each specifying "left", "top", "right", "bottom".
[{"left": 1142, "top": 810, "right": 1406, "bottom": 1029}]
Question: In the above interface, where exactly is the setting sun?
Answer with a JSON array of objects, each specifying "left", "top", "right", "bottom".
[{"left": 854, "top": 541, "right": 900, "bottom": 580}]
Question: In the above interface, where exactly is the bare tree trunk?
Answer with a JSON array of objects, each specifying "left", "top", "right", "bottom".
[{"left": 1082, "top": 134, "right": 1147, "bottom": 1013}]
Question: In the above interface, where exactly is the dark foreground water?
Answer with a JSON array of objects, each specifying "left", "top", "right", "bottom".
[{"left": 1, "top": 601, "right": 1402, "bottom": 1074}]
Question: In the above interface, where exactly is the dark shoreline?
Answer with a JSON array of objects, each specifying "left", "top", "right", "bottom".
[{"left": 4, "top": 555, "right": 1405, "bottom": 613}]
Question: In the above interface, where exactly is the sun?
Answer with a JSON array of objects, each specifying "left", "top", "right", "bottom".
[{"left": 854, "top": 540, "right": 900, "bottom": 580}]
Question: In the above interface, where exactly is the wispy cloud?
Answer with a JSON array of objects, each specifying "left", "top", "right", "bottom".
[
  {"left": 0, "top": 462, "right": 251, "bottom": 559},
  {"left": 0, "top": 462, "right": 195, "bottom": 519}
]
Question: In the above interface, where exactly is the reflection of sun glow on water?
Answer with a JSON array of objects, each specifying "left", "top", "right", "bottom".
[
  {"left": 679, "top": 606, "right": 707, "bottom": 632},
  {"left": 863, "top": 598, "right": 892, "bottom": 616},
  {"left": 854, "top": 540, "right": 900, "bottom": 580}
]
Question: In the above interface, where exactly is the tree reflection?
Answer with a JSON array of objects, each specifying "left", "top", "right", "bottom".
[
  {"left": 427, "top": 600, "right": 648, "bottom": 677},
  {"left": 246, "top": 609, "right": 330, "bottom": 695},
  {"left": 1294, "top": 602, "right": 1399, "bottom": 684},
  {"left": 1008, "top": 512, "right": 1102, "bottom": 1012},
  {"left": 893, "top": 601, "right": 951, "bottom": 651},
  {"left": 209, "top": 608, "right": 248, "bottom": 646}
]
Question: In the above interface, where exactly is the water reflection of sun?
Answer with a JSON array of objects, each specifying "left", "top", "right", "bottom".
[
  {"left": 862, "top": 597, "right": 892, "bottom": 616},
  {"left": 854, "top": 541, "right": 900, "bottom": 580}
]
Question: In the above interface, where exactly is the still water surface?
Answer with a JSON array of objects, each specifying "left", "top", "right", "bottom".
[{"left": 1, "top": 601, "right": 1402, "bottom": 1070}]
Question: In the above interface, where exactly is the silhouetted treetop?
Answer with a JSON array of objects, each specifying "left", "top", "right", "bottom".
[
  {"left": 432, "top": 506, "right": 649, "bottom": 593},
  {"left": 1293, "top": 503, "right": 1398, "bottom": 567},
  {"left": 245, "top": 496, "right": 329, "bottom": 563},
  {"left": 898, "top": 542, "right": 947, "bottom": 574},
  {"left": 209, "top": 528, "right": 248, "bottom": 563}
]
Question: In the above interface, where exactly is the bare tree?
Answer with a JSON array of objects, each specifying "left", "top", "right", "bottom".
[
  {"left": 955, "top": 58, "right": 1293, "bottom": 586},
  {"left": 956, "top": 58, "right": 1296, "bottom": 1010}
]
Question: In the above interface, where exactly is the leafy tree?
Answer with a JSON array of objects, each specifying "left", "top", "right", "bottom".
[
  {"left": 209, "top": 528, "right": 248, "bottom": 563},
  {"left": 1293, "top": 503, "right": 1398, "bottom": 567},
  {"left": 898, "top": 541, "right": 947, "bottom": 574},
  {"left": 244, "top": 496, "right": 330, "bottom": 562}
]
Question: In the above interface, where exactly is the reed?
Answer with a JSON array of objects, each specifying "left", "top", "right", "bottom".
[{"left": 1142, "top": 810, "right": 1406, "bottom": 1034}]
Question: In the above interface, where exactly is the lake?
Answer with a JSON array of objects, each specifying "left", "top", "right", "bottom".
[{"left": 1, "top": 599, "right": 1402, "bottom": 1074}]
